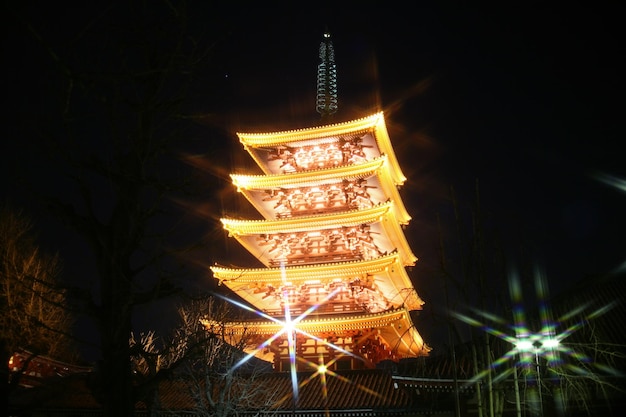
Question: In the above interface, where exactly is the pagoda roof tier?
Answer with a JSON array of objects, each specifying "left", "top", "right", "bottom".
[
  {"left": 230, "top": 155, "right": 411, "bottom": 223},
  {"left": 211, "top": 252, "right": 424, "bottom": 315},
  {"left": 205, "top": 307, "right": 430, "bottom": 361},
  {"left": 220, "top": 201, "right": 417, "bottom": 267},
  {"left": 236, "top": 112, "right": 407, "bottom": 186}
]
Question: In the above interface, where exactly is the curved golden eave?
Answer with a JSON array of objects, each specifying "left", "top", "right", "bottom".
[
  {"left": 211, "top": 252, "right": 424, "bottom": 312},
  {"left": 238, "top": 112, "right": 386, "bottom": 146},
  {"left": 212, "top": 251, "right": 405, "bottom": 282},
  {"left": 230, "top": 155, "right": 411, "bottom": 223},
  {"left": 219, "top": 306, "right": 431, "bottom": 358},
  {"left": 226, "top": 307, "right": 410, "bottom": 333},
  {"left": 222, "top": 201, "right": 391, "bottom": 234},
  {"left": 237, "top": 112, "right": 406, "bottom": 186},
  {"left": 232, "top": 156, "right": 388, "bottom": 187},
  {"left": 220, "top": 201, "right": 417, "bottom": 267}
]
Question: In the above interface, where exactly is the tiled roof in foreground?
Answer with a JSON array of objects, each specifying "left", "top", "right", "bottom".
[
  {"left": 11, "top": 369, "right": 475, "bottom": 415},
  {"left": 156, "top": 369, "right": 414, "bottom": 412}
]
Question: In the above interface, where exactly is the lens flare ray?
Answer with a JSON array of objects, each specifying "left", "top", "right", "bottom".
[
  {"left": 210, "top": 270, "right": 381, "bottom": 411},
  {"left": 452, "top": 268, "right": 621, "bottom": 387}
]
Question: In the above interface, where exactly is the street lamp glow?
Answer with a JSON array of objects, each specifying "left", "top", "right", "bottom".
[
  {"left": 516, "top": 340, "right": 534, "bottom": 351},
  {"left": 542, "top": 338, "right": 559, "bottom": 349},
  {"left": 515, "top": 337, "right": 559, "bottom": 353}
]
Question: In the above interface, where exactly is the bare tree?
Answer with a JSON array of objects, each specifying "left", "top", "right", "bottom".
[
  {"left": 128, "top": 295, "right": 278, "bottom": 416},
  {"left": 0, "top": 204, "right": 77, "bottom": 412},
  {"left": 538, "top": 279, "right": 626, "bottom": 416},
  {"left": 8, "top": 2, "right": 223, "bottom": 415},
  {"left": 448, "top": 265, "right": 626, "bottom": 417},
  {"left": 434, "top": 182, "right": 509, "bottom": 417},
  {"left": 173, "top": 296, "right": 278, "bottom": 417}
]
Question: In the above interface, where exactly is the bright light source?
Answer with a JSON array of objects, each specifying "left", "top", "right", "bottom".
[
  {"left": 318, "top": 364, "right": 327, "bottom": 374},
  {"left": 283, "top": 320, "right": 294, "bottom": 333},
  {"left": 542, "top": 338, "right": 559, "bottom": 349},
  {"left": 516, "top": 340, "right": 534, "bottom": 351}
]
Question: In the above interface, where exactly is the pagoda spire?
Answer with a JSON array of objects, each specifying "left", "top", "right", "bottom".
[{"left": 316, "top": 28, "right": 338, "bottom": 121}]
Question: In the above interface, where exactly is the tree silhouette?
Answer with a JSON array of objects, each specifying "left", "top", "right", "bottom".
[
  {"left": 127, "top": 295, "right": 276, "bottom": 416},
  {"left": 171, "top": 296, "right": 277, "bottom": 416},
  {"left": 10, "top": 2, "right": 220, "bottom": 415}
]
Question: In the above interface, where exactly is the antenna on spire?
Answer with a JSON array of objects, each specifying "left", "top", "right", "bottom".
[{"left": 316, "top": 28, "right": 338, "bottom": 121}]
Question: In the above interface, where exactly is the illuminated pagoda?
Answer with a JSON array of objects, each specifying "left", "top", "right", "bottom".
[{"left": 210, "top": 30, "right": 430, "bottom": 372}]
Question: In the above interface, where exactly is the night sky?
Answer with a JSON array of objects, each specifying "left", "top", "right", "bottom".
[{"left": 2, "top": 2, "right": 624, "bottom": 358}]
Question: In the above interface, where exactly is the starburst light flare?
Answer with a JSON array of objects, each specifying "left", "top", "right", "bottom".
[
  {"left": 210, "top": 266, "right": 360, "bottom": 378},
  {"left": 209, "top": 268, "right": 390, "bottom": 413},
  {"left": 279, "top": 260, "right": 300, "bottom": 402},
  {"left": 452, "top": 266, "right": 621, "bottom": 385}
]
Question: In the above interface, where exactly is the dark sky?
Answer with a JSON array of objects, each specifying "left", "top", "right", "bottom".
[{"left": 2, "top": 2, "right": 625, "bottom": 357}]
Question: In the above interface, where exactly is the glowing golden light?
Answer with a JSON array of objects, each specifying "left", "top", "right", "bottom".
[
  {"left": 209, "top": 110, "right": 430, "bottom": 414},
  {"left": 237, "top": 112, "right": 407, "bottom": 185},
  {"left": 213, "top": 287, "right": 391, "bottom": 411}
]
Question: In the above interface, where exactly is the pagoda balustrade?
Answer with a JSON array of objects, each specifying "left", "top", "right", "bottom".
[
  {"left": 268, "top": 136, "right": 371, "bottom": 173},
  {"left": 251, "top": 327, "right": 397, "bottom": 372},
  {"left": 260, "top": 225, "right": 386, "bottom": 266},
  {"left": 265, "top": 178, "right": 376, "bottom": 219},
  {"left": 252, "top": 277, "right": 392, "bottom": 316}
]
